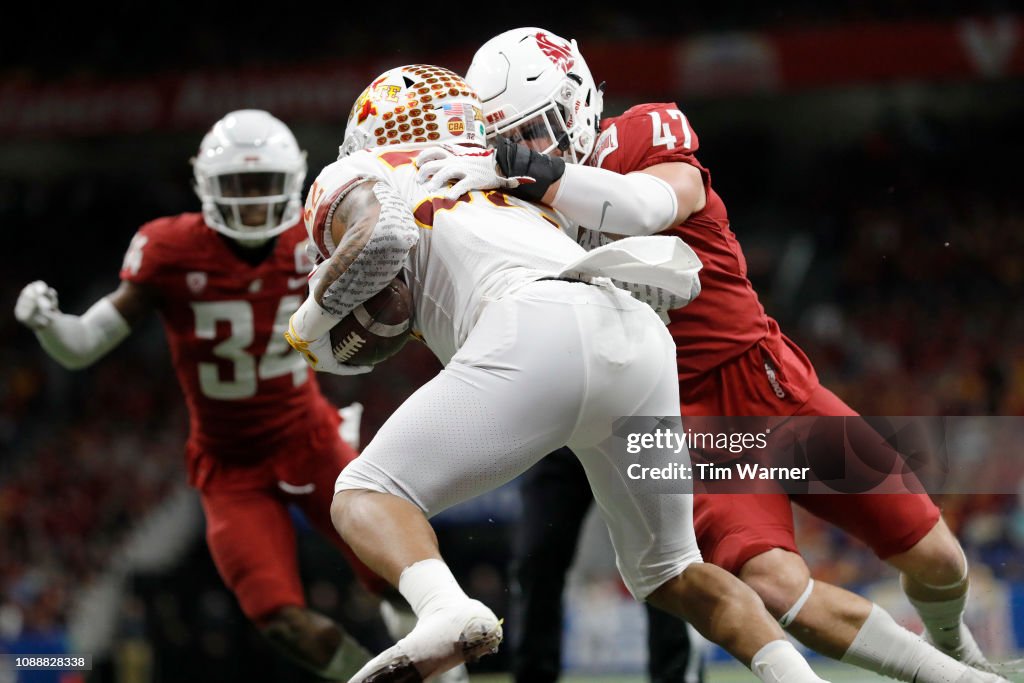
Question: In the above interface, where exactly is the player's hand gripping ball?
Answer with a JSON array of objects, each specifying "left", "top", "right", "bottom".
[{"left": 330, "top": 277, "right": 413, "bottom": 366}]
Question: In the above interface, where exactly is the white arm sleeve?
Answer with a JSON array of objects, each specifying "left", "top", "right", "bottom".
[
  {"left": 551, "top": 163, "right": 678, "bottom": 235},
  {"left": 35, "top": 297, "right": 131, "bottom": 370}
]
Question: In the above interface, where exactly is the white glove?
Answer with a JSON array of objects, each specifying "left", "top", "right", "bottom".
[
  {"left": 15, "top": 280, "right": 60, "bottom": 331},
  {"left": 415, "top": 145, "right": 534, "bottom": 200},
  {"left": 284, "top": 316, "right": 373, "bottom": 376}
]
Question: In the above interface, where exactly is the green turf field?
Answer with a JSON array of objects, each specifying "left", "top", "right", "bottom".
[{"left": 469, "top": 661, "right": 893, "bottom": 681}]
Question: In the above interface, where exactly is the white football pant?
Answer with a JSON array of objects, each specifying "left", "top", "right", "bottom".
[{"left": 336, "top": 280, "right": 701, "bottom": 598}]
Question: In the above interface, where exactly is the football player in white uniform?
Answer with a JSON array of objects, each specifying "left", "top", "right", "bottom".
[{"left": 284, "top": 65, "right": 830, "bottom": 683}]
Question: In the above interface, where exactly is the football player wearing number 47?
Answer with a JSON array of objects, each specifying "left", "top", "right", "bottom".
[
  {"left": 288, "top": 63, "right": 832, "bottom": 683},
  {"left": 417, "top": 27, "right": 1013, "bottom": 683},
  {"left": 12, "top": 109, "right": 435, "bottom": 682}
]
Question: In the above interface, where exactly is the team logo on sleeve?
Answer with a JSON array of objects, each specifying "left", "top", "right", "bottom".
[
  {"left": 535, "top": 32, "right": 575, "bottom": 73},
  {"left": 122, "top": 234, "right": 148, "bottom": 275},
  {"left": 186, "top": 271, "right": 208, "bottom": 294},
  {"left": 591, "top": 124, "right": 619, "bottom": 168}
]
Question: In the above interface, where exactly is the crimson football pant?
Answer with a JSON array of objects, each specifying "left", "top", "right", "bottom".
[
  {"left": 196, "top": 420, "right": 387, "bottom": 623},
  {"left": 687, "top": 339, "right": 942, "bottom": 575},
  {"left": 512, "top": 447, "right": 704, "bottom": 683}
]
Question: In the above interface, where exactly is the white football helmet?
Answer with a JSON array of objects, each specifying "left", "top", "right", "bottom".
[
  {"left": 466, "top": 28, "right": 603, "bottom": 165},
  {"left": 338, "top": 65, "right": 487, "bottom": 158},
  {"left": 192, "top": 109, "right": 307, "bottom": 244}
]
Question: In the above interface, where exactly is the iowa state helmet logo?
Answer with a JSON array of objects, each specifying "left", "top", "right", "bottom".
[{"left": 535, "top": 32, "right": 575, "bottom": 74}]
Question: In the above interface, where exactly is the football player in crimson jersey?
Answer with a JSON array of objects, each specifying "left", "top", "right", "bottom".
[
  {"left": 415, "top": 27, "right": 1009, "bottom": 683},
  {"left": 14, "top": 110, "right": 386, "bottom": 681}
]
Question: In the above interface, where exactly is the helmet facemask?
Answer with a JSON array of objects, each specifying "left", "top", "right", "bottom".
[
  {"left": 489, "top": 74, "right": 597, "bottom": 164},
  {"left": 192, "top": 110, "right": 307, "bottom": 246},
  {"left": 198, "top": 170, "right": 303, "bottom": 246},
  {"left": 468, "top": 28, "right": 604, "bottom": 165}
]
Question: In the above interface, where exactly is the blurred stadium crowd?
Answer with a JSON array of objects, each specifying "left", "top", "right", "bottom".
[
  {"left": 4, "top": 4, "right": 1014, "bottom": 80},
  {"left": 1, "top": 4, "right": 1022, "bottom": 680}
]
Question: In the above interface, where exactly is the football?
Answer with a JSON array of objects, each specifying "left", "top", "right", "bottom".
[{"left": 329, "top": 277, "right": 414, "bottom": 366}]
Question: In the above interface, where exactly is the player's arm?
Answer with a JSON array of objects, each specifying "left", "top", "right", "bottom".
[
  {"left": 418, "top": 137, "right": 704, "bottom": 235},
  {"left": 14, "top": 279, "right": 155, "bottom": 370},
  {"left": 285, "top": 180, "right": 418, "bottom": 373},
  {"left": 494, "top": 137, "right": 705, "bottom": 235}
]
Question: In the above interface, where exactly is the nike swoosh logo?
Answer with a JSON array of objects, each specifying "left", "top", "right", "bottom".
[
  {"left": 288, "top": 276, "right": 308, "bottom": 289},
  {"left": 598, "top": 201, "right": 612, "bottom": 230}
]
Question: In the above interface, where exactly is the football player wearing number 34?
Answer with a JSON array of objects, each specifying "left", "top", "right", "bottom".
[
  {"left": 420, "top": 27, "right": 1010, "bottom": 683},
  {"left": 14, "top": 110, "right": 398, "bottom": 681}
]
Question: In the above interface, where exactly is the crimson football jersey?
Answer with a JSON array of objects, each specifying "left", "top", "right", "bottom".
[
  {"left": 586, "top": 103, "right": 812, "bottom": 385},
  {"left": 119, "top": 213, "right": 331, "bottom": 460}
]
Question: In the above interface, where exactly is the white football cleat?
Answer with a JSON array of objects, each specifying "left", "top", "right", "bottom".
[
  {"left": 378, "top": 600, "right": 470, "bottom": 683},
  {"left": 349, "top": 599, "right": 501, "bottom": 682}
]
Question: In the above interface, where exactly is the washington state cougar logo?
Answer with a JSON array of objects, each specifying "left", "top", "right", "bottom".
[{"left": 535, "top": 32, "right": 575, "bottom": 73}]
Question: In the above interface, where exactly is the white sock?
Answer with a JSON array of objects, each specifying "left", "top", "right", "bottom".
[
  {"left": 321, "top": 632, "right": 373, "bottom": 679},
  {"left": 908, "top": 591, "right": 968, "bottom": 651},
  {"left": 398, "top": 559, "right": 469, "bottom": 618},
  {"left": 841, "top": 604, "right": 973, "bottom": 683},
  {"left": 751, "top": 640, "right": 826, "bottom": 683}
]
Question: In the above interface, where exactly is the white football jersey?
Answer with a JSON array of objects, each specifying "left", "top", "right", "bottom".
[{"left": 306, "top": 146, "right": 582, "bottom": 364}]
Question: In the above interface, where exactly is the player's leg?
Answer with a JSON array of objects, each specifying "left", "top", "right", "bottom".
[
  {"left": 510, "top": 449, "right": 706, "bottom": 683},
  {"left": 564, "top": 291, "right": 825, "bottom": 683},
  {"left": 738, "top": 547, "right": 866, "bottom": 656},
  {"left": 693, "top": 489, "right": 1000, "bottom": 683},
  {"left": 568, "top": 441, "right": 811, "bottom": 677},
  {"left": 794, "top": 384, "right": 998, "bottom": 671},
  {"left": 288, "top": 402, "right": 473, "bottom": 683},
  {"left": 511, "top": 447, "right": 595, "bottom": 683},
  {"left": 332, "top": 288, "right": 592, "bottom": 681},
  {"left": 695, "top": 494, "right": 872, "bottom": 657},
  {"left": 763, "top": 385, "right": 1002, "bottom": 681},
  {"left": 200, "top": 487, "right": 371, "bottom": 679},
  {"left": 889, "top": 519, "right": 994, "bottom": 668},
  {"left": 794, "top": 492, "right": 998, "bottom": 677},
  {"left": 278, "top": 402, "right": 393, "bottom": 598}
]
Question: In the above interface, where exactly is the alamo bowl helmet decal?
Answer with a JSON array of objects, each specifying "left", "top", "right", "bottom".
[
  {"left": 338, "top": 65, "right": 487, "bottom": 158},
  {"left": 192, "top": 109, "right": 308, "bottom": 244},
  {"left": 466, "top": 28, "right": 603, "bottom": 165}
]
